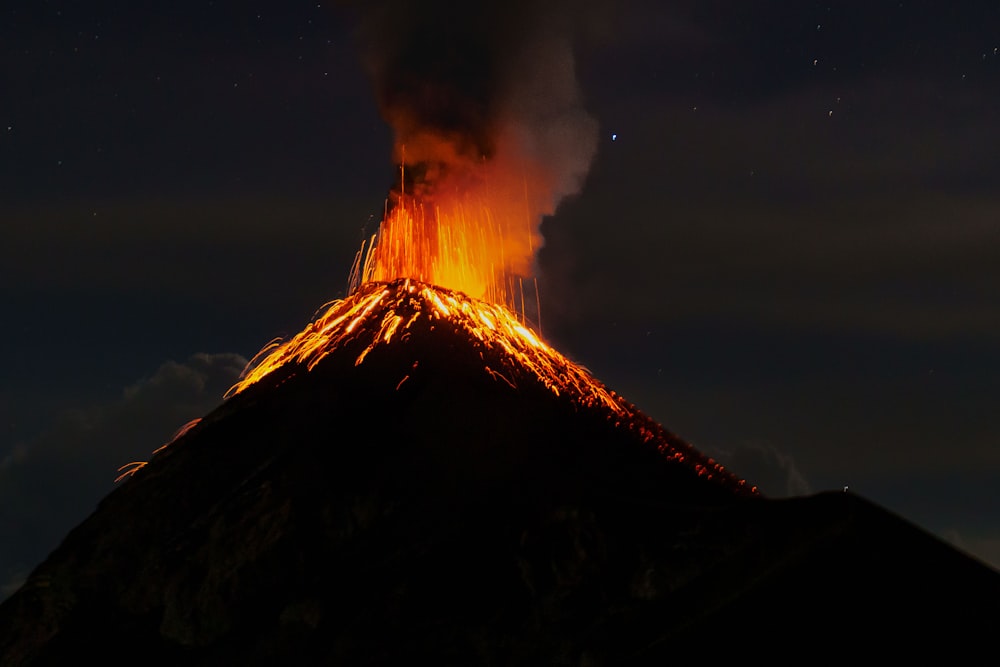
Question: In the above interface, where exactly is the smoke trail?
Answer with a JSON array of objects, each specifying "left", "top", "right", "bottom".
[{"left": 350, "top": 0, "right": 598, "bottom": 223}]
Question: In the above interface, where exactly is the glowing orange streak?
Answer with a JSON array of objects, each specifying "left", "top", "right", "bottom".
[
  {"left": 114, "top": 417, "right": 202, "bottom": 483},
  {"left": 115, "top": 462, "right": 145, "bottom": 483},
  {"left": 225, "top": 281, "right": 626, "bottom": 416},
  {"left": 362, "top": 191, "right": 539, "bottom": 320}
]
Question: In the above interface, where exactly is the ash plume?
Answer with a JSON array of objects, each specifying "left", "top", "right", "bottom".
[{"left": 351, "top": 0, "right": 598, "bottom": 227}]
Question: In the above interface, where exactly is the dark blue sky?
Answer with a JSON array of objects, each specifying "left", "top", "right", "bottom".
[{"left": 2, "top": 0, "right": 999, "bottom": 596}]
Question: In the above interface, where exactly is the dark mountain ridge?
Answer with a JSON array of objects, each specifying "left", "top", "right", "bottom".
[{"left": 2, "top": 280, "right": 997, "bottom": 665}]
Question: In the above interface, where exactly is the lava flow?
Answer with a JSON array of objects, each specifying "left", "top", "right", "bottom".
[
  {"left": 225, "top": 278, "right": 616, "bottom": 412},
  {"left": 217, "top": 276, "right": 753, "bottom": 495}
]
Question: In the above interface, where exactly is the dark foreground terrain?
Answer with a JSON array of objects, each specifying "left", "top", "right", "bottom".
[{"left": 3, "top": 282, "right": 997, "bottom": 665}]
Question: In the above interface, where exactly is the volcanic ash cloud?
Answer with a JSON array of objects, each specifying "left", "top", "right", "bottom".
[{"left": 353, "top": 1, "right": 598, "bottom": 290}]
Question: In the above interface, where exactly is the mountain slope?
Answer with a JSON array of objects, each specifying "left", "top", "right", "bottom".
[{"left": 1, "top": 280, "right": 997, "bottom": 665}]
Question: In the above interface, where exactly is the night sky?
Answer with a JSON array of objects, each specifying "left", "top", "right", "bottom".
[{"left": 3, "top": 1, "right": 999, "bottom": 597}]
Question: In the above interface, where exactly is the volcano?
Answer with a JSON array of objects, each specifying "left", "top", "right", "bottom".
[{"left": 1, "top": 279, "right": 998, "bottom": 665}]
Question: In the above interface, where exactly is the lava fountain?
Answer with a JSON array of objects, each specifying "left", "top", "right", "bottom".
[{"left": 353, "top": 155, "right": 548, "bottom": 321}]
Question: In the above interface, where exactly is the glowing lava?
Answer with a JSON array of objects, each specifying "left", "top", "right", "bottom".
[
  {"left": 219, "top": 278, "right": 755, "bottom": 495},
  {"left": 225, "top": 278, "right": 617, "bottom": 413},
  {"left": 346, "top": 153, "right": 555, "bottom": 323},
  {"left": 357, "top": 189, "right": 537, "bottom": 314}
]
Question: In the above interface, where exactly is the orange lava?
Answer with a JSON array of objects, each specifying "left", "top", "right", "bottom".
[
  {"left": 115, "top": 158, "right": 756, "bottom": 496},
  {"left": 350, "top": 157, "right": 551, "bottom": 322},
  {"left": 224, "top": 279, "right": 620, "bottom": 414},
  {"left": 220, "top": 278, "right": 756, "bottom": 495}
]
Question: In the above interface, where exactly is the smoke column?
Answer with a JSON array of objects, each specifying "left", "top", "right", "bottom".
[{"left": 349, "top": 0, "right": 598, "bottom": 282}]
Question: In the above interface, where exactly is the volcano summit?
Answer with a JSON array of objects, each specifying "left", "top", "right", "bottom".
[
  {"left": 223, "top": 278, "right": 751, "bottom": 496},
  {"left": 1, "top": 278, "right": 998, "bottom": 665}
]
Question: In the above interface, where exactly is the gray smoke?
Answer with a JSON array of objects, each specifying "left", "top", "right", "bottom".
[{"left": 348, "top": 0, "right": 598, "bottom": 208}]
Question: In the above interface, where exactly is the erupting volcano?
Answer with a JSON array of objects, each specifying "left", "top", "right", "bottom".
[
  {"left": 180, "top": 0, "right": 752, "bottom": 492},
  {"left": 3, "top": 3, "right": 999, "bottom": 664},
  {"left": 109, "top": 0, "right": 754, "bottom": 499},
  {"left": 201, "top": 110, "right": 751, "bottom": 491}
]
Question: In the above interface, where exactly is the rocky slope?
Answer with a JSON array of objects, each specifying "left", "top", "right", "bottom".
[{"left": 2, "top": 280, "right": 997, "bottom": 665}]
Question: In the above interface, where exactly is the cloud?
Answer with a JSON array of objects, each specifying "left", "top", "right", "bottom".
[
  {"left": 703, "top": 440, "right": 813, "bottom": 498},
  {"left": 0, "top": 352, "right": 246, "bottom": 601}
]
